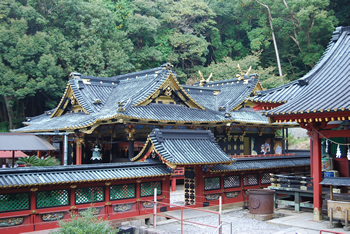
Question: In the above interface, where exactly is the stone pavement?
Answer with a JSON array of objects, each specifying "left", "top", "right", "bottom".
[{"left": 268, "top": 208, "right": 350, "bottom": 234}]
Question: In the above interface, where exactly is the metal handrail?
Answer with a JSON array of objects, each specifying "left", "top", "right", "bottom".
[{"left": 212, "top": 221, "right": 232, "bottom": 234}]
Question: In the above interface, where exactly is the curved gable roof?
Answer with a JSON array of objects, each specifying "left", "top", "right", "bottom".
[
  {"left": 132, "top": 129, "right": 235, "bottom": 168},
  {"left": 260, "top": 26, "right": 350, "bottom": 119}
]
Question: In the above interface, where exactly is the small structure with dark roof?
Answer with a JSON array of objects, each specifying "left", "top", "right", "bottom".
[
  {"left": 132, "top": 129, "right": 235, "bottom": 168},
  {"left": 0, "top": 133, "right": 57, "bottom": 168}
]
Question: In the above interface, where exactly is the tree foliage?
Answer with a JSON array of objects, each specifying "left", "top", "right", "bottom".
[
  {"left": 0, "top": 0, "right": 345, "bottom": 129},
  {"left": 17, "top": 155, "right": 60, "bottom": 167},
  {"left": 53, "top": 207, "right": 118, "bottom": 234}
]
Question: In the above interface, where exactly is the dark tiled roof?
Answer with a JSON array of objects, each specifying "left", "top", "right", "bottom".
[
  {"left": 257, "top": 26, "right": 350, "bottom": 117},
  {"left": 13, "top": 63, "right": 271, "bottom": 133},
  {"left": 125, "top": 104, "right": 228, "bottom": 123},
  {"left": 16, "top": 112, "right": 97, "bottom": 132},
  {"left": 132, "top": 129, "right": 234, "bottom": 165},
  {"left": 0, "top": 162, "right": 171, "bottom": 188},
  {"left": 210, "top": 156, "right": 310, "bottom": 172},
  {"left": 189, "top": 78, "right": 260, "bottom": 111},
  {"left": 71, "top": 80, "right": 114, "bottom": 113}
]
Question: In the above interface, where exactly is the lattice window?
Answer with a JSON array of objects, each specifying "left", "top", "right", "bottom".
[
  {"left": 37, "top": 189, "right": 69, "bottom": 208},
  {"left": 140, "top": 181, "right": 162, "bottom": 197},
  {"left": 224, "top": 175, "right": 240, "bottom": 188},
  {"left": 243, "top": 174, "right": 258, "bottom": 186},
  {"left": 205, "top": 177, "right": 221, "bottom": 191},
  {"left": 75, "top": 187, "right": 104, "bottom": 204},
  {"left": 261, "top": 173, "right": 271, "bottom": 184},
  {"left": 0, "top": 193, "right": 30, "bottom": 212},
  {"left": 110, "top": 184, "right": 136, "bottom": 200}
]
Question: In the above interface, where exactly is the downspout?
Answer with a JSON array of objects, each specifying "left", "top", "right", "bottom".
[
  {"left": 64, "top": 134, "right": 68, "bottom": 166},
  {"left": 34, "top": 132, "right": 70, "bottom": 166}
]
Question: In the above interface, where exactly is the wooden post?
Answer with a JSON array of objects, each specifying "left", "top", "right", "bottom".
[
  {"left": 330, "top": 185, "right": 333, "bottom": 200},
  {"left": 162, "top": 176, "right": 171, "bottom": 205},
  {"left": 312, "top": 131, "right": 322, "bottom": 221},
  {"left": 195, "top": 166, "right": 203, "bottom": 206},
  {"left": 75, "top": 137, "right": 83, "bottom": 165},
  {"left": 31, "top": 188, "right": 37, "bottom": 229},
  {"left": 310, "top": 134, "right": 313, "bottom": 178},
  {"left": 12, "top": 151, "right": 15, "bottom": 168},
  {"left": 171, "top": 177, "right": 177, "bottom": 192}
]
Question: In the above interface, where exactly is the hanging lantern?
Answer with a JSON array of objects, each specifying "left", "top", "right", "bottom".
[{"left": 91, "top": 144, "right": 102, "bottom": 160}]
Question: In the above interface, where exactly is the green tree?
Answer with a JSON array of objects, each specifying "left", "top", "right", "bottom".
[
  {"left": 328, "top": 0, "right": 350, "bottom": 26},
  {"left": 189, "top": 54, "right": 284, "bottom": 89},
  {"left": 37, "top": 0, "right": 135, "bottom": 77},
  {"left": 53, "top": 207, "right": 118, "bottom": 234},
  {"left": 0, "top": 0, "right": 65, "bottom": 129},
  {"left": 258, "top": 0, "right": 338, "bottom": 80}
]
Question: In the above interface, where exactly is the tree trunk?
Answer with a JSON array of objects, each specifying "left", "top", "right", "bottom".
[
  {"left": 0, "top": 99, "right": 8, "bottom": 122},
  {"left": 256, "top": 0, "right": 283, "bottom": 79},
  {"left": 3, "top": 96, "right": 13, "bottom": 129}
]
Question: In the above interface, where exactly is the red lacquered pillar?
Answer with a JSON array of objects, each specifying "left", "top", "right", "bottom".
[{"left": 312, "top": 131, "right": 322, "bottom": 221}]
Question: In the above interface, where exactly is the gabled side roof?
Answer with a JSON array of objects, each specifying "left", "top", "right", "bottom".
[
  {"left": 132, "top": 129, "right": 235, "bottom": 168},
  {"left": 253, "top": 26, "right": 350, "bottom": 120}
]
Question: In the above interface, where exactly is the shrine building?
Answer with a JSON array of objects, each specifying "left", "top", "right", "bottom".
[{"left": 249, "top": 26, "right": 350, "bottom": 221}]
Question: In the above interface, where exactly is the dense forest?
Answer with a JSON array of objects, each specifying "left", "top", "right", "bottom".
[{"left": 0, "top": 0, "right": 349, "bottom": 130}]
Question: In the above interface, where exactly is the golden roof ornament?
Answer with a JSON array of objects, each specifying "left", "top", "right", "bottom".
[
  {"left": 199, "top": 71, "right": 212, "bottom": 87},
  {"left": 236, "top": 65, "right": 258, "bottom": 82}
]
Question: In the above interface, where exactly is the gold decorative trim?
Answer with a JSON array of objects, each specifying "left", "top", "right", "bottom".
[
  {"left": 30, "top": 188, "right": 38, "bottom": 192},
  {"left": 31, "top": 210, "right": 37, "bottom": 214},
  {"left": 70, "top": 206, "right": 77, "bottom": 210},
  {"left": 134, "top": 72, "right": 205, "bottom": 110},
  {"left": 51, "top": 84, "right": 89, "bottom": 118},
  {"left": 105, "top": 202, "right": 111, "bottom": 205},
  {"left": 70, "top": 185, "right": 77, "bottom": 189},
  {"left": 105, "top": 182, "right": 111, "bottom": 186},
  {"left": 131, "top": 137, "right": 152, "bottom": 161}
]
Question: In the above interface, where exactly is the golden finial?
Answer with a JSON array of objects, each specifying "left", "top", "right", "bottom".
[
  {"left": 236, "top": 65, "right": 252, "bottom": 81},
  {"left": 199, "top": 71, "right": 213, "bottom": 87}
]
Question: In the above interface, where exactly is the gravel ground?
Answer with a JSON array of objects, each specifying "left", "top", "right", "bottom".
[
  {"left": 154, "top": 209, "right": 286, "bottom": 234},
  {"left": 156, "top": 189, "right": 286, "bottom": 234},
  {"left": 158, "top": 186, "right": 285, "bottom": 233}
]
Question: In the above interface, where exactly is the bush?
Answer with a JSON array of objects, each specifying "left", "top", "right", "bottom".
[
  {"left": 17, "top": 155, "right": 60, "bottom": 167},
  {"left": 52, "top": 207, "right": 118, "bottom": 234}
]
